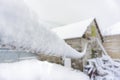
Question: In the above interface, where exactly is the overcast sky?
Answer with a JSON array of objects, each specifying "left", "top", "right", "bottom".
[{"left": 24, "top": 0, "right": 120, "bottom": 34}]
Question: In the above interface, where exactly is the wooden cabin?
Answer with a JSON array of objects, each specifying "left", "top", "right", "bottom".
[{"left": 52, "top": 18, "right": 103, "bottom": 70}]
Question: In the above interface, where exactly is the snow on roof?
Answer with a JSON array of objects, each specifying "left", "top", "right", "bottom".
[
  {"left": 52, "top": 18, "right": 94, "bottom": 39},
  {"left": 104, "top": 22, "right": 120, "bottom": 36}
]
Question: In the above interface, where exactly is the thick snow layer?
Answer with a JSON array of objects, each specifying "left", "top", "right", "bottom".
[
  {"left": 0, "top": 59, "right": 89, "bottom": 80},
  {"left": 104, "top": 22, "right": 120, "bottom": 36},
  {"left": 0, "top": 0, "right": 86, "bottom": 59},
  {"left": 52, "top": 18, "right": 94, "bottom": 39}
]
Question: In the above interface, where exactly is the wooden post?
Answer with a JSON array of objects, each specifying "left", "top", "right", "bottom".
[{"left": 64, "top": 57, "right": 71, "bottom": 68}]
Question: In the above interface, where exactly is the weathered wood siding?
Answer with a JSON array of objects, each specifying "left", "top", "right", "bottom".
[
  {"left": 65, "top": 38, "right": 83, "bottom": 52},
  {"left": 38, "top": 54, "right": 63, "bottom": 64},
  {"left": 103, "top": 35, "right": 120, "bottom": 59}
]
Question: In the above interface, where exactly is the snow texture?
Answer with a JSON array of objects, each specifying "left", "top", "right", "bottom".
[
  {"left": 84, "top": 55, "right": 120, "bottom": 80},
  {"left": 0, "top": 59, "right": 89, "bottom": 80},
  {"left": 52, "top": 18, "right": 94, "bottom": 39},
  {"left": 104, "top": 22, "right": 120, "bottom": 36},
  {"left": 0, "top": 0, "right": 86, "bottom": 59}
]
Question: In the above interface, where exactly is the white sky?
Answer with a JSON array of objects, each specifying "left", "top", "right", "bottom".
[{"left": 24, "top": 0, "right": 120, "bottom": 34}]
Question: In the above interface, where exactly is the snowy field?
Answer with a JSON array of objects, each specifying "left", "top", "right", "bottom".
[{"left": 0, "top": 59, "right": 89, "bottom": 80}]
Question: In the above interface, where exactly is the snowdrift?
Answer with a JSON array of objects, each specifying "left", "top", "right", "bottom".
[
  {"left": 0, "top": 59, "right": 89, "bottom": 80},
  {"left": 0, "top": 0, "right": 86, "bottom": 58}
]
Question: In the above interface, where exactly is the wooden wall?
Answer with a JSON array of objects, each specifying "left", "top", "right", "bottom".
[
  {"left": 65, "top": 38, "right": 83, "bottom": 52},
  {"left": 103, "top": 35, "right": 120, "bottom": 59}
]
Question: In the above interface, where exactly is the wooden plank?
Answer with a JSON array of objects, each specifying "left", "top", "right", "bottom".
[{"left": 107, "top": 53, "right": 120, "bottom": 59}]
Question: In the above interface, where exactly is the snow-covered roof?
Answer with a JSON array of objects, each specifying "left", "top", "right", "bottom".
[
  {"left": 105, "top": 22, "right": 120, "bottom": 36},
  {"left": 52, "top": 18, "right": 94, "bottom": 39}
]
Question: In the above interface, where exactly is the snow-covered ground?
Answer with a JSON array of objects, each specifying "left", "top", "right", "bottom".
[
  {"left": 0, "top": 0, "right": 86, "bottom": 58},
  {"left": 0, "top": 59, "right": 89, "bottom": 80}
]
